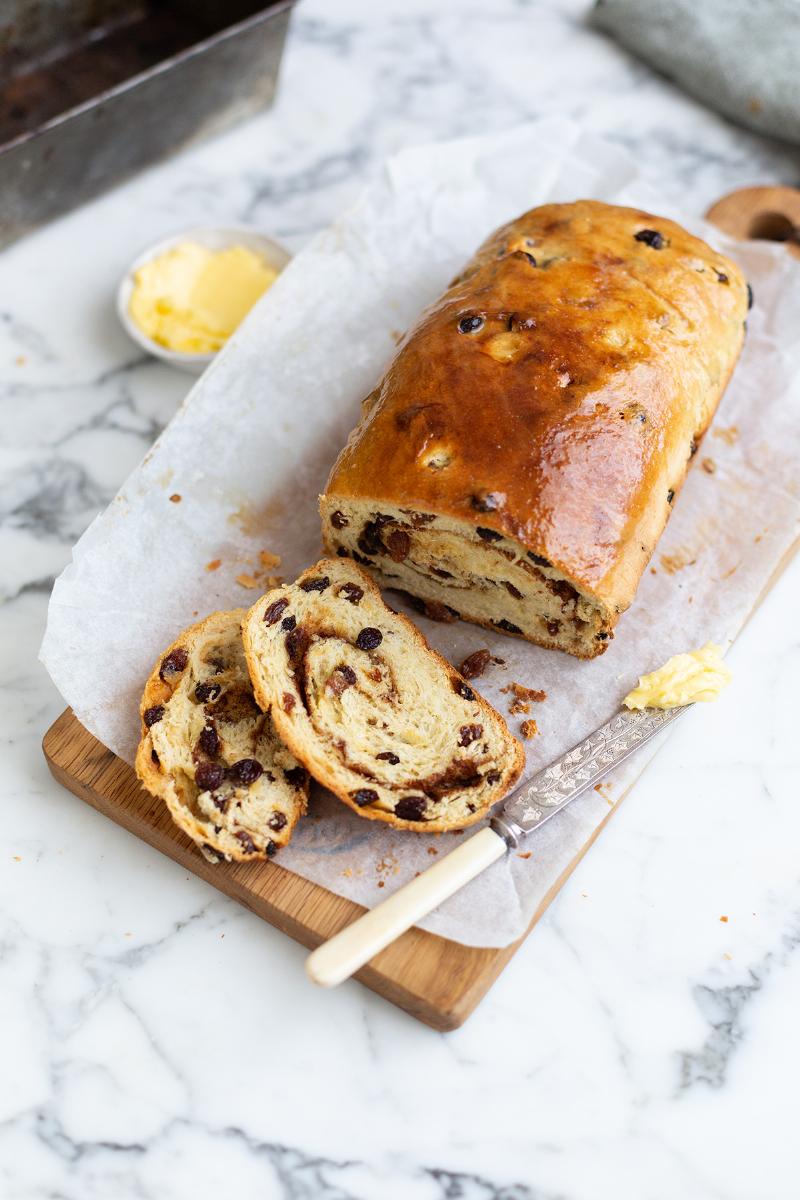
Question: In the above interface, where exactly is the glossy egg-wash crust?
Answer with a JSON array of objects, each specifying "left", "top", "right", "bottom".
[{"left": 322, "top": 201, "right": 748, "bottom": 646}]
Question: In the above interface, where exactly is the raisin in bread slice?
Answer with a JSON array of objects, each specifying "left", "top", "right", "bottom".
[
  {"left": 242, "top": 559, "right": 524, "bottom": 831},
  {"left": 135, "top": 609, "right": 309, "bottom": 863}
]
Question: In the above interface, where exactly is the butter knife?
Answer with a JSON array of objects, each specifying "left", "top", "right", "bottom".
[{"left": 305, "top": 705, "right": 685, "bottom": 987}]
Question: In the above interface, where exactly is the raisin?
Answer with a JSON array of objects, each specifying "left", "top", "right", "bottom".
[
  {"left": 285, "top": 625, "right": 309, "bottom": 660},
  {"left": 634, "top": 229, "right": 665, "bottom": 249},
  {"left": 394, "top": 796, "right": 427, "bottom": 821},
  {"left": 715, "top": 270, "right": 729, "bottom": 284},
  {"left": 747, "top": 283, "right": 754, "bottom": 310},
  {"left": 228, "top": 758, "right": 263, "bottom": 786},
  {"left": 452, "top": 678, "right": 475, "bottom": 701},
  {"left": 337, "top": 547, "right": 349, "bottom": 558},
  {"left": 471, "top": 490, "right": 503, "bottom": 513},
  {"left": 235, "top": 830, "right": 258, "bottom": 854},
  {"left": 352, "top": 788, "right": 378, "bottom": 807},
  {"left": 328, "top": 665, "right": 357, "bottom": 696},
  {"left": 212, "top": 794, "right": 228, "bottom": 812},
  {"left": 340, "top": 582, "right": 363, "bottom": 605},
  {"left": 504, "top": 581, "right": 523, "bottom": 600},
  {"left": 330, "top": 510, "right": 349, "bottom": 529},
  {"left": 143, "top": 704, "right": 165, "bottom": 727},
  {"left": 495, "top": 619, "right": 523, "bottom": 634},
  {"left": 265, "top": 840, "right": 277, "bottom": 857},
  {"left": 385, "top": 529, "right": 411, "bottom": 562},
  {"left": 300, "top": 575, "right": 330, "bottom": 592},
  {"left": 431, "top": 567, "right": 453, "bottom": 578},
  {"left": 264, "top": 597, "right": 289, "bottom": 625},
  {"left": 689, "top": 438, "right": 698, "bottom": 458},
  {"left": 282, "top": 692, "right": 296, "bottom": 713},
  {"left": 546, "top": 619, "right": 560, "bottom": 636},
  {"left": 196, "top": 762, "right": 225, "bottom": 791},
  {"left": 459, "top": 724, "right": 483, "bottom": 747},
  {"left": 268, "top": 811, "right": 288, "bottom": 831},
  {"left": 596, "top": 631, "right": 610, "bottom": 641},
  {"left": 159, "top": 648, "right": 188, "bottom": 679},
  {"left": 201, "top": 843, "right": 224, "bottom": 863},
  {"left": 527, "top": 551, "right": 551, "bottom": 567},
  {"left": 513, "top": 249, "right": 537, "bottom": 266},
  {"left": 284, "top": 766, "right": 308, "bottom": 788},
  {"left": 477, "top": 526, "right": 502, "bottom": 542},
  {"left": 358, "top": 520, "right": 384, "bottom": 556},
  {"left": 356, "top": 627, "right": 382, "bottom": 651},
  {"left": 486, "top": 771, "right": 501, "bottom": 784},
  {"left": 377, "top": 751, "right": 400, "bottom": 764},
  {"left": 151, "top": 748, "right": 160, "bottom": 765},
  {"left": 195, "top": 682, "right": 221, "bottom": 703},
  {"left": 667, "top": 489, "right": 675, "bottom": 504},
  {"left": 197, "top": 722, "right": 219, "bottom": 757},
  {"left": 459, "top": 649, "right": 492, "bottom": 679},
  {"left": 281, "top": 615, "right": 296, "bottom": 631},
  {"left": 412, "top": 596, "right": 459, "bottom": 623},
  {"left": 352, "top": 552, "right": 374, "bottom": 566},
  {"left": 458, "top": 315, "right": 484, "bottom": 333}
]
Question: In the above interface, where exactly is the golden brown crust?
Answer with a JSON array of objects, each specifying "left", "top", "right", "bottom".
[
  {"left": 135, "top": 610, "right": 308, "bottom": 863},
  {"left": 243, "top": 559, "right": 524, "bottom": 832},
  {"left": 322, "top": 200, "right": 748, "bottom": 643}
]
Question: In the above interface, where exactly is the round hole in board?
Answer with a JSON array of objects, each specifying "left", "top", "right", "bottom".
[{"left": 747, "top": 211, "right": 798, "bottom": 243}]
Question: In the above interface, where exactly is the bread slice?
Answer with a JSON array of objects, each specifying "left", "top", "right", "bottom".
[
  {"left": 242, "top": 559, "right": 524, "bottom": 831},
  {"left": 135, "top": 609, "right": 308, "bottom": 863}
]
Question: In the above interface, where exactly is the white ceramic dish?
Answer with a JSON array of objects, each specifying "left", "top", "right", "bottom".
[{"left": 116, "top": 226, "right": 291, "bottom": 375}]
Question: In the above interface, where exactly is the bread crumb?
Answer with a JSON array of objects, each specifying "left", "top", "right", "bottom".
[
  {"left": 15, "top": 354, "right": 26, "bottom": 366},
  {"left": 377, "top": 880, "right": 385, "bottom": 888},
  {"left": 206, "top": 559, "right": 222, "bottom": 571},
  {"left": 719, "top": 915, "right": 729, "bottom": 923},
  {"left": 517, "top": 850, "right": 532, "bottom": 860},
  {"left": 713, "top": 425, "right": 739, "bottom": 446},
  {"left": 13, "top": 855, "right": 21, "bottom": 862},
  {"left": 265, "top": 574, "right": 283, "bottom": 588},
  {"left": 723, "top": 952, "right": 732, "bottom": 960},
  {"left": 520, "top": 719, "right": 538, "bottom": 739},
  {"left": 259, "top": 550, "right": 281, "bottom": 569},
  {"left": 701, "top": 457, "right": 716, "bottom": 474},
  {"left": 427, "top": 846, "right": 438, "bottom": 856},
  {"left": 236, "top": 573, "right": 260, "bottom": 589},
  {"left": 509, "top": 699, "right": 530, "bottom": 715},
  {"left": 342, "top": 867, "right": 353, "bottom": 878},
  {"left": 502, "top": 682, "right": 546, "bottom": 702},
  {"left": 169, "top": 493, "right": 182, "bottom": 503}
]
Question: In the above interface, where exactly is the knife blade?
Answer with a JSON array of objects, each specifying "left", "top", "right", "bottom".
[{"left": 305, "top": 704, "right": 687, "bottom": 988}]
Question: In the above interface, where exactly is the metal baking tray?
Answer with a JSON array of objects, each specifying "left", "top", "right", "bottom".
[{"left": 0, "top": 0, "right": 295, "bottom": 248}]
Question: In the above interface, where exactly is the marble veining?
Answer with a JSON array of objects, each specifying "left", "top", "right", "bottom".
[{"left": 2, "top": 0, "right": 799, "bottom": 1196}]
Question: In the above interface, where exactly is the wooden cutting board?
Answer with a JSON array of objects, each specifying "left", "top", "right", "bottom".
[{"left": 41, "top": 189, "right": 799, "bottom": 1030}]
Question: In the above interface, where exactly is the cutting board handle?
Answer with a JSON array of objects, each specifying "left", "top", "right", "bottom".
[{"left": 706, "top": 186, "right": 800, "bottom": 258}]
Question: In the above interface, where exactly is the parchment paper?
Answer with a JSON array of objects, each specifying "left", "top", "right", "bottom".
[{"left": 41, "top": 119, "right": 800, "bottom": 948}]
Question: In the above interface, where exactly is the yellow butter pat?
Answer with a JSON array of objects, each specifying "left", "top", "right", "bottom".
[
  {"left": 129, "top": 242, "right": 278, "bottom": 355},
  {"left": 623, "top": 642, "right": 732, "bottom": 710}
]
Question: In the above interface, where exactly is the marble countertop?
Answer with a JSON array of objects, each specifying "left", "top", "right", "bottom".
[{"left": 3, "top": 1, "right": 799, "bottom": 1196}]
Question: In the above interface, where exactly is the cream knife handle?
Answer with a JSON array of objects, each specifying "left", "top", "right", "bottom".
[{"left": 305, "top": 826, "right": 508, "bottom": 988}]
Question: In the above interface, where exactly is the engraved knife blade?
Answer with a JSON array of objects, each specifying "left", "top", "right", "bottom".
[{"left": 491, "top": 706, "right": 687, "bottom": 848}]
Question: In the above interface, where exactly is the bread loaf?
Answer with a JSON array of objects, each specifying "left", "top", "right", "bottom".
[
  {"left": 135, "top": 610, "right": 308, "bottom": 863},
  {"left": 242, "top": 559, "right": 524, "bottom": 831},
  {"left": 321, "top": 201, "right": 748, "bottom": 657}
]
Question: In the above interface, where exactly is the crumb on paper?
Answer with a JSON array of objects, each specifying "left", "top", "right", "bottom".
[
  {"left": 720, "top": 564, "right": 738, "bottom": 580},
  {"left": 259, "top": 550, "right": 281, "bottom": 569},
  {"left": 701, "top": 457, "right": 716, "bottom": 475},
  {"left": 377, "top": 880, "right": 385, "bottom": 888},
  {"left": 342, "top": 867, "right": 353, "bottom": 878},
  {"left": 502, "top": 682, "right": 546, "bottom": 702},
  {"left": 720, "top": 915, "right": 729, "bottom": 923},
  {"left": 15, "top": 355, "right": 26, "bottom": 366},
  {"left": 236, "top": 573, "right": 260, "bottom": 589},
  {"left": 650, "top": 567, "right": 657, "bottom": 575},
  {"left": 520, "top": 719, "right": 538, "bottom": 739},
  {"left": 206, "top": 559, "right": 222, "bottom": 571},
  {"left": 427, "top": 846, "right": 438, "bottom": 856},
  {"left": 169, "top": 493, "right": 182, "bottom": 504},
  {"left": 660, "top": 549, "right": 697, "bottom": 575},
  {"left": 517, "top": 850, "right": 532, "bottom": 860},
  {"left": 713, "top": 425, "right": 739, "bottom": 446},
  {"left": 510, "top": 698, "right": 529, "bottom": 715},
  {"left": 13, "top": 855, "right": 21, "bottom": 862},
  {"left": 723, "top": 952, "right": 732, "bottom": 960}
]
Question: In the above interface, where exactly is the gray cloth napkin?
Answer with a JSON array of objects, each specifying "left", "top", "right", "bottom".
[{"left": 590, "top": 0, "right": 800, "bottom": 146}]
